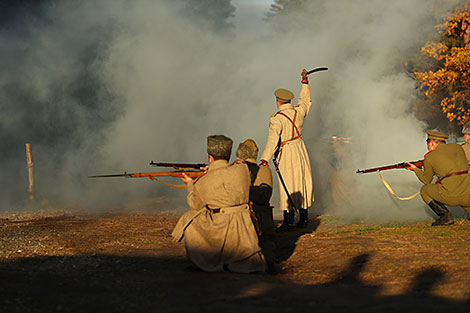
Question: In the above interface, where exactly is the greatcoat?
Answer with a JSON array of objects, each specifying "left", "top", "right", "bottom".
[
  {"left": 172, "top": 159, "right": 266, "bottom": 273},
  {"left": 413, "top": 143, "right": 470, "bottom": 206},
  {"left": 245, "top": 158, "right": 276, "bottom": 263},
  {"left": 260, "top": 83, "right": 314, "bottom": 211}
]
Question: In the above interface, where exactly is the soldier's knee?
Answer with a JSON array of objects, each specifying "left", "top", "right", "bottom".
[{"left": 420, "top": 186, "right": 432, "bottom": 204}]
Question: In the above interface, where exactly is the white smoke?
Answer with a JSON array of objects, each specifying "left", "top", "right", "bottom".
[{"left": 2, "top": 0, "right": 468, "bottom": 221}]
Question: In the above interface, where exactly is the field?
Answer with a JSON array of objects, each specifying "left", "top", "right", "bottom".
[{"left": 1, "top": 204, "right": 469, "bottom": 313}]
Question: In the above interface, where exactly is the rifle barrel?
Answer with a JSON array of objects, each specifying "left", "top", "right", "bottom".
[
  {"left": 149, "top": 161, "right": 207, "bottom": 169},
  {"left": 88, "top": 173, "right": 127, "bottom": 178}
]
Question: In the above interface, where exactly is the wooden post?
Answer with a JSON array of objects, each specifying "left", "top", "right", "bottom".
[{"left": 25, "top": 143, "right": 35, "bottom": 201}]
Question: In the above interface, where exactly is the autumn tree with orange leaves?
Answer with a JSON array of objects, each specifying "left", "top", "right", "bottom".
[{"left": 415, "top": 5, "right": 470, "bottom": 126}]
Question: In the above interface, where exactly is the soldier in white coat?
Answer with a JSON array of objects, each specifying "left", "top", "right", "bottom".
[
  {"left": 260, "top": 70, "right": 314, "bottom": 231},
  {"left": 172, "top": 135, "right": 266, "bottom": 273}
]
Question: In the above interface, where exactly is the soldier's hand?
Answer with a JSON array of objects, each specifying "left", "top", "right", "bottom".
[
  {"left": 181, "top": 172, "right": 193, "bottom": 184},
  {"left": 259, "top": 159, "right": 269, "bottom": 167},
  {"left": 405, "top": 163, "right": 416, "bottom": 171},
  {"left": 200, "top": 165, "right": 209, "bottom": 173},
  {"left": 301, "top": 69, "right": 309, "bottom": 84}
]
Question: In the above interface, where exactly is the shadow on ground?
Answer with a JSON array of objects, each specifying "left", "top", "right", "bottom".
[
  {"left": 1, "top": 250, "right": 468, "bottom": 313},
  {"left": 274, "top": 215, "right": 321, "bottom": 263}
]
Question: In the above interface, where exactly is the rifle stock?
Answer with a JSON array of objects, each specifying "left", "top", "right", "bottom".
[{"left": 356, "top": 160, "right": 424, "bottom": 174}]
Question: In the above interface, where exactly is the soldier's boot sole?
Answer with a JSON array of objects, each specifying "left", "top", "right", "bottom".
[
  {"left": 275, "top": 223, "right": 294, "bottom": 232},
  {"left": 428, "top": 200, "right": 454, "bottom": 226},
  {"left": 431, "top": 214, "right": 454, "bottom": 226}
]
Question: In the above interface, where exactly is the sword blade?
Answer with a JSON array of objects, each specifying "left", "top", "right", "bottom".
[{"left": 307, "top": 67, "right": 328, "bottom": 75}]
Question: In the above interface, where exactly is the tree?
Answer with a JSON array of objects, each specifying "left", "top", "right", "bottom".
[
  {"left": 415, "top": 4, "right": 470, "bottom": 127},
  {"left": 263, "top": 0, "right": 308, "bottom": 32}
]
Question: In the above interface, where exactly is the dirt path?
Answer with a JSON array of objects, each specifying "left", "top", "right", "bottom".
[{"left": 1, "top": 210, "right": 469, "bottom": 312}]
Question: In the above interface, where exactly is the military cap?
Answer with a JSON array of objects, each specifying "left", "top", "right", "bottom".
[
  {"left": 426, "top": 130, "right": 448, "bottom": 141},
  {"left": 207, "top": 135, "right": 233, "bottom": 158},
  {"left": 274, "top": 88, "right": 294, "bottom": 102},
  {"left": 236, "top": 139, "right": 259, "bottom": 161},
  {"left": 462, "top": 122, "right": 470, "bottom": 135}
]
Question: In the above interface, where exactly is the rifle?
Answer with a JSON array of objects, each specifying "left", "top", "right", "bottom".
[
  {"left": 89, "top": 170, "right": 205, "bottom": 179},
  {"left": 149, "top": 161, "right": 207, "bottom": 169},
  {"left": 356, "top": 160, "right": 424, "bottom": 174}
]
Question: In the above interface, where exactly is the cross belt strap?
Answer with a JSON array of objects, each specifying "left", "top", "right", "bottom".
[
  {"left": 276, "top": 111, "right": 302, "bottom": 162},
  {"left": 436, "top": 171, "right": 470, "bottom": 184}
]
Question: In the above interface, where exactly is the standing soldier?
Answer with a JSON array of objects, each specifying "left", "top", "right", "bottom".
[
  {"left": 172, "top": 135, "right": 266, "bottom": 273},
  {"left": 236, "top": 139, "right": 276, "bottom": 265},
  {"left": 260, "top": 69, "right": 314, "bottom": 231},
  {"left": 406, "top": 130, "right": 470, "bottom": 226}
]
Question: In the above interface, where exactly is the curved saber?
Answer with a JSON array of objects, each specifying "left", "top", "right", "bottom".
[
  {"left": 273, "top": 158, "right": 299, "bottom": 212},
  {"left": 307, "top": 67, "right": 328, "bottom": 75}
]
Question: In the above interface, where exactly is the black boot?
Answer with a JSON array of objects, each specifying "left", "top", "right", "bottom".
[
  {"left": 276, "top": 210, "right": 294, "bottom": 232},
  {"left": 428, "top": 200, "right": 454, "bottom": 226},
  {"left": 296, "top": 209, "right": 308, "bottom": 228}
]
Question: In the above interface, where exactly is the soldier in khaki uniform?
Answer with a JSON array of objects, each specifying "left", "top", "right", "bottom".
[
  {"left": 236, "top": 139, "right": 276, "bottom": 265},
  {"left": 172, "top": 135, "right": 266, "bottom": 273},
  {"left": 407, "top": 130, "right": 470, "bottom": 226},
  {"left": 260, "top": 70, "right": 314, "bottom": 231}
]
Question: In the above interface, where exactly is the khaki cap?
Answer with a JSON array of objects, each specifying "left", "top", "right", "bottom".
[
  {"left": 236, "top": 139, "right": 259, "bottom": 161},
  {"left": 426, "top": 130, "right": 448, "bottom": 141},
  {"left": 462, "top": 122, "right": 470, "bottom": 135},
  {"left": 207, "top": 135, "right": 233, "bottom": 158},
  {"left": 274, "top": 88, "right": 294, "bottom": 102}
]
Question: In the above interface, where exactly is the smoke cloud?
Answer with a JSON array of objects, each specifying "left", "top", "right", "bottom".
[{"left": 1, "top": 0, "right": 467, "bottom": 221}]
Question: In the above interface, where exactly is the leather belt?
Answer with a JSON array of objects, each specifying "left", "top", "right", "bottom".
[
  {"left": 205, "top": 204, "right": 247, "bottom": 214},
  {"left": 206, "top": 205, "right": 221, "bottom": 214},
  {"left": 436, "top": 171, "right": 469, "bottom": 184},
  {"left": 280, "top": 135, "right": 301, "bottom": 147}
]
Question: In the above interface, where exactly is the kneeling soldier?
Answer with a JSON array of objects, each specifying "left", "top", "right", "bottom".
[
  {"left": 407, "top": 130, "right": 470, "bottom": 226},
  {"left": 172, "top": 135, "right": 266, "bottom": 272},
  {"left": 236, "top": 139, "right": 276, "bottom": 265}
]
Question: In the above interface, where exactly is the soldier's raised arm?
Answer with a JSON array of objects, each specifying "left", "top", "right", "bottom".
[{"left": 294, "top": 69, "right": 312, "bottom": 117}]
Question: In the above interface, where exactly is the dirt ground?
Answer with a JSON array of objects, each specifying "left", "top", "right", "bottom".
[{"left": 1, "top": 204, "right": 469, "bottom": 313}]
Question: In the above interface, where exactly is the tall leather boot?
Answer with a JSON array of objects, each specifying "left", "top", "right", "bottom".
[
  {"left": 428, "top": 200, "right": 454, "bottom": 226},
  {"left": 276, "top": 210, "right": 294, "bottom": 232},
  {"left": 296, "top": 208, "right": 308, "bottom": 228}
]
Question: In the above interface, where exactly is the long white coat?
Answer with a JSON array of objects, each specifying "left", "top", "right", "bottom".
[
  {"left": 172, "top": 160, "right": 266, "bottom": 273},
  {"left": 260, "top": 83, "right": 314, "bottom": 211}
]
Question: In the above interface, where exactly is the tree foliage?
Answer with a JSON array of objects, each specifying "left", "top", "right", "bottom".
[
  {"left": 263, "top": 0, "right": 308, "bottom": 31},
  {"left": 415, "top": 4, "right": 470, "bottom": 126}
]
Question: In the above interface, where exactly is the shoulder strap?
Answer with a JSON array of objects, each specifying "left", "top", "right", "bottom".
[{"left": 277, "top": 111, "right": 300, "bottom": 138}]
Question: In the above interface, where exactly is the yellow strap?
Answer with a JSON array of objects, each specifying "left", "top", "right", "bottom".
[
  {"left": 148, "top": 176, "right": 187, "bottom": 189},
  {"left": 378, "top": 171, "right": 420, "bottom": 200}
]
